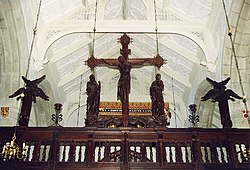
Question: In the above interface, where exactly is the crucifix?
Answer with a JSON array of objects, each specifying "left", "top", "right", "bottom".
[{"left": 86, "top": 33, "right": 165, "bottom": 127}]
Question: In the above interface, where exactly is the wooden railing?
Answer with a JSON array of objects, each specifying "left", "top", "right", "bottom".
[{"left": 0, "top": 127, "right": 249, "bottom": 170}]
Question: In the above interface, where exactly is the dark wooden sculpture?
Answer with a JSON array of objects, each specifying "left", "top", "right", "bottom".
[
  {"left": 86, "top": 74, "right": 101, "bottom": 126},
  {"left": 9, "top": 75, "right": 49, "bottom": 126},
  {"left": 86, "top": 33, "right": 165, "bottom": 127},
  {"left": 150, "top": 73, "right": 164, "bottom": 118},
  {"left": 201, "top": 77, "right": 243, "bottom": 128}
]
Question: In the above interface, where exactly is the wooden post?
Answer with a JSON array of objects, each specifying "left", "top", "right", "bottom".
[
  {"left": 86, "top": 132, "right": 94, "bottom": 166},
  {"left": 121, "top": 132, "right": 129, "bottom": 170},
  {"left": 191, "top": 131, "right": 202, "bottom": 169},
  {"left": 157, "top": 132, "right": 164, "bottom": 167},
  {"left": 49, "top": 130, "right": 59, "bottom": 170}
]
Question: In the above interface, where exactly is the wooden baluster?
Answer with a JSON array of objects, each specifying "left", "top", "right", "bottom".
[
  {"left": 118, "top": 143, "right": 122, "bottom": 162},
  {"left": 165, "top": 144, "right": 170, "bottom": 163},
  {"left": 79, "top": 143, "right": 83, "bottom": 162},
  {"left": 183, "top": 142, "right": 190, "bottom": 163},
  {"left": 77, "top": 143, "right": 81, "bottom": 162},
  {"left": 169, "top": 143, "right": 173, "bottom": 163},
  {"left": 200, "top": 144, "right": 205, "bottom": 163},
  {"left": 216, "top": 145, "right": 222, "bottom": 163},
  {"left": 170, "top": 143, "right": 176, "bottom": 163},
  {"left": 42, "top": 142, "right": 46, "bottom": 161},
  {"left": 150, "top": 143, "right": 153, "bottom": 162},
  {"left": 74, "top": 143, "right": 79, "bottom": 162},
  {"left": 44, "top": 142, "right": 48, "bottom": 161},
  {"left": 38, "top": 142, "right": 43, "bottom": 161},
  {"left": 206, "top": 144, "right": 212, "bottom": 163},
  {"left": 24, "top": 142, "right": 30, "bottom": 162},
  {"left": 238, "top": 144, "right": 245, "bottom": 163},
  {"left": 65, "top": 142, "right": 70, "bottom": 162},
  {"left": 45, "top": 142, "right": 50, "bottom": 162},
  {"left": 186, "top": 142, "right": 192, "bottom": 163},
  {"left": 224, "top": 146, "right": 229, "bottom": 163},
  {"left": 204, "top": 143, "right": 209, "bottom": 163},
  {"left": 60, "top": 142, "right": 65, "bottom": 162},
  {"left": 80, "top": 142, "right": 86, "bottom": 162},
  {"left": 98, "top": 142, "right": 101, "bottom": 162},
  {"left": 136, "top": 143, "right": 141, "bottom": 162},
  {"left": 79, "top": 143, "right": 82, "bottom": 162},
  {"left": 220, "top": 143, "right": 225, "bottom": 163},
  {"left": 184, "top": 143, "right": 189, "bottom": 163},
  {"left": 130, "top": 143, "right": 134, "bottom": 162},
  {"left": 32, "top": 141, "right": 40, "bottom": 162}
]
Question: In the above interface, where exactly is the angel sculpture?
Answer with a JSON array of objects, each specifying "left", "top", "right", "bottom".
[
  {"left": 201, "top": 77, "right": 243, "bottom": 128},
  {"left": 9, "top": 75, "right": 49, "bottom": 126}
]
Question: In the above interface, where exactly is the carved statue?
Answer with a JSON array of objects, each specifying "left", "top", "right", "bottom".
[
  {"left": 150, "top": 74, "right": 164, "bottom": 118},
  {"left": 86, "top": 74, "right": 101, "bottom": 126},
  {"left": 117, "top": 56, "right": 131, "bottom": 103},
  {"left": 201, "top": 77, "right": 243, "bottom": 128},
  {"left": 9, "top": 75, "right": 49, "bottom": 126}
]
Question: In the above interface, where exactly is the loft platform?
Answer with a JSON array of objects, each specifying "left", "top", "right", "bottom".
[{"left": 0, "top": 127, "right": 249, "bottom": 170}]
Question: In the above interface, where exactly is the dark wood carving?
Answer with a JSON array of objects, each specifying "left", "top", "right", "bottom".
[
  {"left": 9, "top": 75, "right": 49, "bottom": 126},
  {"left": 150, "top": 73, "right": 165, "bottom": 118},
  {"left": 85, "top": 33, "right": 166, "bottom": 127},
  {"left": 201, "top": 77, "right": 243, "bottom": 128},
  {"left": 97, "top": 116, "right": 167, "bottom": 128},
  {"left": 86, "top": 74, "right": 101, "bottom": 126}
]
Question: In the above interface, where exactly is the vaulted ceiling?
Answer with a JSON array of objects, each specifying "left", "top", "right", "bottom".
[{"left": 0, "top": 0, "right": 249, "bottom": 128}]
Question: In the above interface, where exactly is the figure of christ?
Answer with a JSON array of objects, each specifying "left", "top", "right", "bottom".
[{"left": 101, "top": 55, "right": 150, "bottom": 127}]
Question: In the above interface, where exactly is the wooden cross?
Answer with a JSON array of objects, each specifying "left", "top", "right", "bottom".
[{"left": 86, "top": 33, "right": 165, "bottom": 127}]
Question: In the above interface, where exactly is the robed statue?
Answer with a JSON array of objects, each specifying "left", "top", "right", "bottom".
[
  {"left": 201, "top": 77, "right": 243, "bottom": 128},
  {"left": 150, "top": 74, "right": 164, "bottom": 118},
  {"left": 9, "top": 75, "right": 49, "bottom": 126},
  {"left": 86, "top": 74, "right": 101, "bottom": 126}
]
